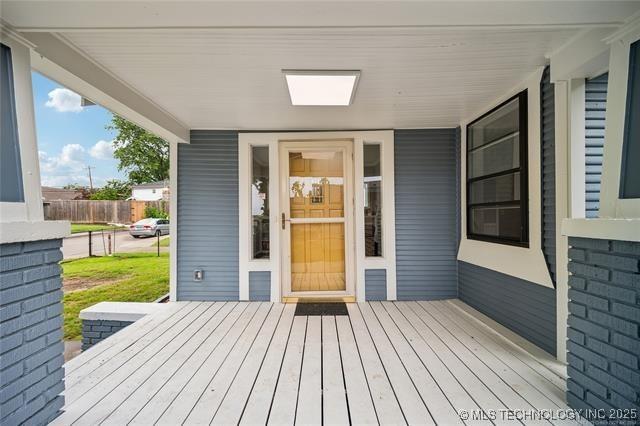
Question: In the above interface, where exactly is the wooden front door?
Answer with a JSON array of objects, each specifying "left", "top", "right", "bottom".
[{"left": 281, "top": 142, "right": 353, "bottom": 297}]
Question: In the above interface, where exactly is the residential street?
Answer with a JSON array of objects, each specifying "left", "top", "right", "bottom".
[{"left": 62, "top": 230, "right": 169, "bottom": 259}]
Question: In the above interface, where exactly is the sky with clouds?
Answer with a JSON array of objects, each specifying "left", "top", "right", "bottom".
[{"left": 32, "top": 72, "right": 126, "bottom": 188}]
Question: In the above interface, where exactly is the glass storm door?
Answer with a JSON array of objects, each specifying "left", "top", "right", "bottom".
[{"left": 281, "top": 142, "right": 352, "bottom": 296}]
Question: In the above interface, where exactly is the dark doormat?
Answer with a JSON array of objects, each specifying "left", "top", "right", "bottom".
[{"left": 294, "top": 302, "right": 348, "bottom": 316}]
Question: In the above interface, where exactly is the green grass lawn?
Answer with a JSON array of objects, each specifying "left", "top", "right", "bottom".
[
  {"left": 150, "top": 237, "right": 171, "bottom": 247},
  {"left": 62, "top": 253, "right": 169, "bottom": 340},
  {"left": 70, "top": 223, "right": 124, "bottom": 234}
]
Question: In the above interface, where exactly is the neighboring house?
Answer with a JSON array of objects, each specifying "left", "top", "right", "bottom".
[
  {"left": 1, "top": 2, "right": 640, "bottom": 424},
  {"left": 41, "top": 186, "right": 84, "bottom": 202},
  {"left": 130, "top": 180, "right": 169, "bottom": 201}
]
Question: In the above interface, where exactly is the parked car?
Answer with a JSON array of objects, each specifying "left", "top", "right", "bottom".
[{"left": 129, "top": 218, "right": 170, "bottom": 238}]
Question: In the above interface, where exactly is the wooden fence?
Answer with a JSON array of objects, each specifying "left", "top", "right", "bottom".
[{"left": 43, "top": 200, "right": 169, "bottom": 224}]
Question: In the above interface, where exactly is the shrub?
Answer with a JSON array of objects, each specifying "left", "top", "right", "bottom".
[{"left": 144, "top": 205, "right": 168, "bottom": 219}]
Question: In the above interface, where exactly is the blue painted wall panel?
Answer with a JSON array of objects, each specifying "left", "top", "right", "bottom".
[
  {"left": 177, "top": 130, "right": 239, "bottom": 301},
  {"left": 249, "top": 271, "right": 271, "bottom": 301},
  {"left": 394, "top": 129, "right": 458, "bottom": 300},
  {"left": 458, "top": 261, "right": 557, "bottom": 355},
  {"left": 541, "top": 66, "right": 557, "bottom": 285},
  {"left": 585, "top": 73, "right": 608, "bottom": 218},
  {"left": 365, "top": 269, "right": 386, "bottom": 301}
]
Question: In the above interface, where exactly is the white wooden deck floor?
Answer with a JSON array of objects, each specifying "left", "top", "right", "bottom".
[{"left": 53, "top": 300, "right": 580, "bottom": 426}]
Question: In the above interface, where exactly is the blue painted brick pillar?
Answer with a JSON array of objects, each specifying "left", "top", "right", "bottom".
[
  {"left": 566, "top": 237, "right": 640, "bottom": 420},
  {"left": 0, "top": 239, "right": 65, "bottom": 425}
]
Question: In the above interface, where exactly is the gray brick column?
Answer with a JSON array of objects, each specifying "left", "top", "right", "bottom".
[
  {"left": 0, "top": 239, "right": 65, "bottom": 425},
  {"left": 566, "top": 237, "right": 640, "bottom": 419}
]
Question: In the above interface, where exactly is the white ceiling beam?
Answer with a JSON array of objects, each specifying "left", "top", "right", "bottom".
[
  {"left": 3, "top": 1, "right": 640, "bottom": 31},
  {"left": 24, "top": 32, "right": 189, "bottom": 143},
  {"left": 549, "top": 28, "right": 613, "bottom": 81}
]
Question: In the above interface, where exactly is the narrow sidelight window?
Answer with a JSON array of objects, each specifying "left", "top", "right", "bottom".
[
  {"left": 466, "top": 90, "right": 529, "bottom": 246},
  {"left": 620, "top": 39, "right": 640, "bottom": 199},
  {"left": 252, "top": 146, "right": 269, "bottom": 258},
  {"left": 364, "top": 144, "right": 382, "bottom": 256},
  {"left": 1, "top": 43, "right": 24, "bottom": 203}
]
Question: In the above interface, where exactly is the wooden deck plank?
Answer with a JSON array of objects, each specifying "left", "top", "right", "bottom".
[
  {"left": 321, "top": 316, "right": 350, "bottom": 425},
  {"left": 239, "top": 307, "right": 296, "bottom": 425},
  {"left": 296, "top": 316, "right": 323, "bottom": 425},
  {"left": 53, "top": 302, "right": 215, "bottom": 425},
  {"left": 442, "top": 300, "right": 567, "bottom": 392},
  {"left": 268, "top": 316, "right": 307, "bottom": 425},
  {"left": 99, "top": 302, "right": 237, "bottom": 425},
  {"left": 369, "top": 302, "right": 470, "bottom": 426},
  {"left": 399, "top": 302, "right": 515, "bottom": 426},
  {"left": 64, "top": 302, "right": 198, "bottom": 390},
  {"left": 448, "top": 299, "right": 567, "bottom": 381},
  {"left": 63, "top": 301, "right": 187, "bottom": 375},
  {"left": 410, "top": 302, "right": 548, "bottom": 426},
  {"left": 156, "top": 302, "right": 263, "bottom": 425},
  {"left": 185, "top": 303, "right": 277, "bottom": 424},
  {"left": 381, "top": 302, "right": 491, "bottom": 426},
  {"left": 434, "top": 301, "right": 567, "bottom": 404},
  {"left": 335, "top": 315, "right": 378, "bottom": 425},
  {"left": 356, "top": 303, "right": 434, "bottom": 425},
  {"left": 75, "top": 302, "right": 230, "bottom": 425},
  {"left": 56, "top": 300, "right": 572, "bottom": 425},
  {"left": 214, "top": 304, "right": 295, "bottom": 425},
  {"left": 128, "top": 302, "right": 249, "bottom": 425},
  {"left": 346, "top": 304, "right": 407, "bottom": 425},
  {"left": 424, "top": 302, "right": 565, "bottom": 412},
  {"left": 62, "top": 302, "right": 206, "bottom": 404}
]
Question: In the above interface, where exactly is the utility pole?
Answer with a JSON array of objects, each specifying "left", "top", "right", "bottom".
[{"left": 85, "top": 166, "right": 94, "bottom": 192}]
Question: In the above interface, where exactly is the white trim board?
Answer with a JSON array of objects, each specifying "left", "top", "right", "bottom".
[
  {"left": 238, "top": 130, "right": 396, "bottom": 302},
  {"left": 0, "top": 221, "right": 69, "bottom": 244},
  {"left": 457, "top": 68, "right": 554, "bottom": 289},
  {"left": 599, "top": 21, "right": 640, "bottom": 219},
  {"left": 79, "top": 301, "right": 170, "bottom": 322},
  {"left": 0, "top": 33, "right": 45, "bottom": 224},
  {"left": 562, "top": 218, "right": 640, "bottom": 242},
  {"left": 169, "top": 141, "right": 178, "bottom": 301}
]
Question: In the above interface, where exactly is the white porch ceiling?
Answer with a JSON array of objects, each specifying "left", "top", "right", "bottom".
[
  {"left": 58, "top": 28, "right": 579, "bottom": 130},
  {"left": 4, "top": 0, "right": 639, "bottom": 130}
]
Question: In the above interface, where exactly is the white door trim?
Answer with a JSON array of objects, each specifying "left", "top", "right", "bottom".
[
  {"left": 279, "top": 140, "right": 355, "bottom": 298},
  {"left": 238, "top": 130, "right": 396, "bottom": 302}
]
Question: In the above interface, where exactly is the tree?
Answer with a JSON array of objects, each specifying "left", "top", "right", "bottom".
[
  {"left": 62, "top": 184, "right": 92, "bottom": 199},
  {"left": 90, "top": 180, "right": 131, "bottom": 200},
  {"left": 108, "top": 115, "right": 169, "bottom": 184}
]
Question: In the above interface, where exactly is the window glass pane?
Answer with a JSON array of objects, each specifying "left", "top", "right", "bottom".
[
  {"left": 466, "top": 90, "right": 527, "bottom": 245},
  {"left": 468, "top": 98, "right": 519, "bottom": 150},
  {"left": 288, "top": 151, "right": 344, "bottom": 219},
  {"left": 0, "top": 43, "right": 24, "bottom": 203},
  {"left": 364, "top": 144, "right": 382, "bottom": 257},
  {"left": 468, "top": 133, "right": 519, "bottom": 178},
  {"left": 469, "top": 172, "right": 520, "bottom": 205},
  {"left": 470, "top": 206, "right": 522, "bottom": 240},
  {"left": 620, "top": 39, "right": 640, "bottom": 198},
  {"left": 252, "top": 146, "right": 269, "bottom": 259}
]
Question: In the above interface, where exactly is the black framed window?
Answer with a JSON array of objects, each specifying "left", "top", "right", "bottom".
[
  {"left": 1, "top": 43, "right": 25, "bottom": 203},
  {"left": 466, "top": 90, "right": 528, "bottom": 246},
  {"left": 620, "top": 39, "right": 640, "bottom": 199}
]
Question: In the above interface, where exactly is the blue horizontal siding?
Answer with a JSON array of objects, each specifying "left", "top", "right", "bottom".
[
  {"left": 249, "top": 271, "right": 270, "bottom": 301},
  {"left": 177, "top": 130, "right": 239, "bottom": 301},
  {"left": 395, "top": 129, "right": 458, "bottom": 300},
  {"left": 541, "top": 66, "right": 556, "bottom": 285},
  {"left": 458, "top": 261, "right": 557, "bottom": 355},
  {"left": 365, "top": 269, "right": 386, "bottom": 301},
  {"left": 585, "top": 73, "right": 608, "bottom": 218}
]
